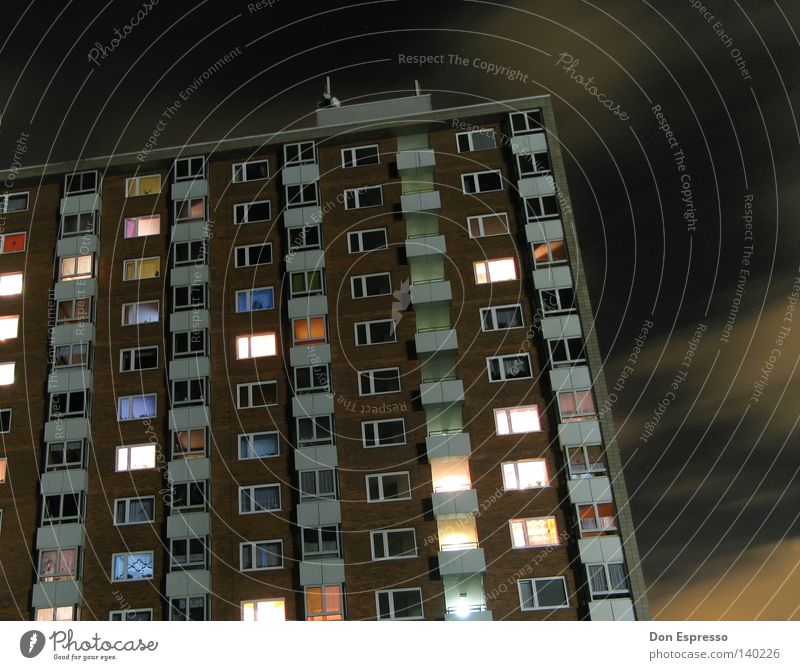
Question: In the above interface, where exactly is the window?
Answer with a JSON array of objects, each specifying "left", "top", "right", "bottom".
[
  {"left": 171, "top": 481, "right": 207, "bottom": 512},
  {"left": 121, "top": 300, "right": 159, "bottom": 325},
  {"left": 170, "top": 596, "right": 207, "bottom": 621},
  {"left": 345, "top": 186, "right": 383, "bottom": 209},
  {"left": 348, "top": 228, "right": 387, "bottom": 253},
  {"left": 38, "top": 548, "right": 79, "bottom": 582},
  {"left": 518, "top": 577, "right": 569, "bottom": 610},
  {"left": 342, "top": 144, "right": 379, "bottom": 167},
  {"left": 123, "top": 257, "right": 160, "bottom": 281},
  {"left": 56, "top": 298, "right": 91, "bottom": 324},
  {"left": 462, "top": 170, "right": 502, "bottom": 194},
  {"left": 0, "top": 408, "right": 10, "bottom": 433},
  {"left": 288, "top": 223, "right": 321, "bottom": 251},
  {"left": 284, "top": 141, "right": 316, "bottom": 166},
  {"left": 0, "top": 232, "right": 26, "bottom": 253},
  {"left": 351, "top": 272, "right": 391, "bottom": 299},
  {"left": 125, "top": 174, "right": 161, "bottom": 197},
  {"left": 0, "top": 272, "right": 22, "bottom": 296},
  {"left": 173, "top": 285, "right": 206, "bottom": 311},
  {"left": 173, "top": 428, "right": 209, "bottom": 460},
  {"left": 285, "top": 183, "right": 318, "bottom": 209},
  {"left": 44, "top": 440, "right": 85, "bottom": 471},
  {"left": 60, "top": 212, "right": 95, "bottom": 237},
  {"left": 59, "top": 254, "right": 93, "bottom": 281},
  {"left": 175, "top": 197, "right": 206, "bottom": 223},
  {"left": 456, "top": 129, "right": 496, "bottom": 152},
  {"left": 234, "top": 200, "right": 272, "bottom": 224},
  {"left": 532, "top": 239, "right": 567, "bottom": 268},
  {"left": 171, "top": 379, "right": 207, "bottom": 406},
  {"left": 173, "top": 330, "right": 206, "bottom": 358},
  {"left": 299, "top": 469, "right": 337, "bottom": 501},
  {"left": 467, "top": 212, "right": 509, "bottom": 238},
  {"left": 63, "top": 170, "right": 98, "bottom": 195},
  {"left": 110, "top": 609, "right": 152, "bottom": 622},
  {"left": 0, "top": 192, "right": 28, "bottom": 213},
  {"left": 239, "top": 484, "right": 281, "bottom": 514},
  {"left": 302, "top": 526, "right": 340, "bottom": 559},
  {"left": 567, "top": 444, "right": 606, "bottom": 478},
  {"left": 173, "top": 240, "right": 206, "bottom": 266},
  {"left": 359, "top": 367, "right": 400, "bottom": 396},
  {"left": 237, "top": 381, "right": 278, "bottom": 409},
  {"left": 510, "top": 517, "right": 559, "bottom": 548},
  {"left": 119, "top": 346, "right": 158, "bottom": 373},
  {"left": 117, "top": 394, "right": 157, "bottom": 421},
  {"left": 367, "top": 472, "right": 411, "bottom": 502},
  {"left": 516, "top": 151, "right": 552, "bottom": 178},
  {"left": 474, "top": 258, "right": 517, "bottom": 284},
  {"left": 371, "top": 529, "right": 416, "bottom": 560},
  {"left": 509, "top": 109, "right": 544, "bottom": 135},
  {"left": 124, "top": 215, "right": 160, "bottom": 238},
  {"left": 376, "top": 589, "right": 423, "bottom": 620},
  {"left": 487, "top": 354, "right": 533, "bottom": 382},
  {"left": 293, "top": 316, "right": 326, "bottom": 344},
  {"left": 502, "top": 460, "right": 549, "bottom": 490},
  {"left": 289, "top": 270, "right": 324, "bottom": 297},
  {"left": 355, "top": 319, "right": 396, "bottom": 346},
  {"left": 236, "top": 287, "right": 274, "bottom": 312},
  {"left": 115, "top": 444, "right": 156, "bottom": 472},
  {"left": 558, "top": 389, "right": 596, "bottom": 421},
  {"left": 235, "top": 243, "right": 272, "bottom": 268},
  {"left": 233, "top": 159, "right": 269, "bottom": 182},
  {"left": 170, "top": 537, "right": 207, "bottom": 570},
  {"left": 577, "top": 502, "right": 616, "bottom": 535},
  {"left": 112, "top": 551, "right": 154, "bottom": 581},
  {"left": 524, "top": 195, "right": 559, "bottom": 222},
  {"left": 305, "top": 585, "right": 344, "bottom": 621},
  {"left": 494, "top": 406, "right": 541, "bottom": 435},
  {"left": 239, "top": 432, "right": 279, "bottom": 459},
  {"left": 242, "top": 599, "right": 285, "bottom": 622},
  {"left": 114, "top": 497, "right": 155, "bottom": 525},
  {"left": 35, "top": 606, "right": 78, "bottom": 622},
  {"left": 548, "top": 337, "right": 586, "bottom": 366},
  {"left": 0, "top": 362, "right": 14, "bottom": 385},
  {"left": 0, "top": 315, "right": 19, "bottom": 340},
  {"left": 49, "top": 391, "right": 88, "bottom": 419},
  {"left": 293, "top": 364, "right": 330, "bottom": 395},
  {"left": 42, "top": 492, "right": 83, "bottom": 525},
  {"left": 236, "top": 333, "right": 277, "bottom": 359},
  {"left": 587, "top": 563, "right": 628, "bottom": 596},
  {"left": 362, "top": 418, "right": 405, "bottom": 447},
  {"left": 297, "top": 415, "right": 333, "bottom": 447},
  {"left": 480, "top": 304, "right": 523, "bottom": 331},
  {"left": 539, "top": 287, "right": 575, "bottom": 314},
  {"left": 0, "top": 458, "right": 6, "bottom": 483},
  {"left": 240, "top": 540, "right": 283, "bottom": 571},
  {"left": 174, "top": 156, "right": 205, "bottom": 182}
]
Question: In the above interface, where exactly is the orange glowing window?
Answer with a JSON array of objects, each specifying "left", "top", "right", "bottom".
[
  {"left": 578, "top": 503, "right": 617, "bottom": 536},
  {"left": 242, "top": 598, "right": 285, "bottom": 622},
  {"left": 533, "top": 240, "right": 566, "bottom": 267},
  {"left": 305, "top": 585, "right": 344, "bottom": 621},
  {"left": 0, "top": 233, "right": 26, "bottom": 253},
  {"left": 510, "top": 516, "right": 559, "bottom": 548},
  {"left": 293, "top": 317, "right": 326, "bottom": 344}
]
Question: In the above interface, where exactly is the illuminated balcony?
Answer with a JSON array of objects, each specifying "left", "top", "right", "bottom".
[{"left": 443, "top": 574, "right": 490, "bottom": 620}]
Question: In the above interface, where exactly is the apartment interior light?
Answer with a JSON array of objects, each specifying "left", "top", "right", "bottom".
[{"left": 455, "top": 594, "right": 470, "bottom": 618}]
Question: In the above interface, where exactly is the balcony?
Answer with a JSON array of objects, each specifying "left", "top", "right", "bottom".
[
  {"left": 284, "top": 204, "right": 322, "bottom": 228},
  {"left": 282, "top": 164, "right": 320, "bottom": 186},
  {"left": 432, "top": 489, "right": 479, "bottom": 518},
  {"left": 292, "top": 393, "right": 335, "bottom": 418},
  {"left": 401, "top": 190, "right": 441, "bottom": 214},
  {"left": 444, "top": 607, "right": 493, "bottom": 622},
  {"left": 415, "top": 328, "right": 457, "bottom": 355},
  {"left": 405, "top": 234, "right": 446, "bottom": 258},
  {"left": 410, "top": 279, "right": 452, "bottom": 305},
  {"left": 396, "top": 149, "right": 436, "bottom": 174},
  {"left": 425, "top": 432, "right": 471, "bottom": 460},
  {"left": 420, "top": 379, "right": 464, "bottom": 406},
  {"left": 288, "top": 295, "right": 329, "bottom": 320},
  {"left": 299, "top": 559, "right": 345, "bottom": 587},
  {"left": 165, "top": 570, "right": 210, "bottom": 598},
  {"left": 32, "top": 580, "right": 83, "bottom": 609},
  {"left": 438, "top": 547, "right": 486, "bottom": 576}
]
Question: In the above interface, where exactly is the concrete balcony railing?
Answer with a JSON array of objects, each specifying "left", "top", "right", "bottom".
[
  {"left": 425, "top": 432, "right": 471, "bottom": 460},
  {"left": 415, "top": 328, "right": 457, "bottom": 355},
  {"left": 420, "top": 379, "right": 464, "bottom": 406},
  {"left": 396, "top": 149, "right": 436, "bottom": 173},
  {"left": 401, "top": 190, "right": 441, "bottom": 214},
  {"left": 438, "top": 547, "right": 486, "bottom": 577},
  {"left": 431, "top": 488, "right": 479, "bottom": 518},
  {"left": 405, "top": 234, "right": 446, "bottom": 258},
  {"left": 410, "top": 278, "right": 452, "bottom": 305}
]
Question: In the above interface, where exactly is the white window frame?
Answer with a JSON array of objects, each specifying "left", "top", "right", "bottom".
[
  {"left": 456, "top": 129, "right": 497, "bottom": 152},
  {"left": 169, "top": 537, "right": 208, "bottom": 570},
  {"left": 474, "top": 257, "right": 518, "bottom": 284},
  {"left": 44, "top": 440, "right": 85, "bottom": 471},
  {"left": 172, "top": 330, "right": 206, "bottom": 358},
  {"left": 566, "top": 444, "right": 606, "bottom": 478},
  {"left": 234, "top": 200, "right": 272, "bottom": 224},
  {"left": 366, "top": 472, "right": 411, "bottom": 502},
  {"left": 461, "top": 170, "right": 503, "bottom": 194},
  {"left": 240, "top": 540, "right": 283, "bottom": 571},
  {"left": 52, "top": 342, "right": 88, "bottom": 369},
  {"left": 547, "top": 336, "right": 586, "bottom": 366},
  {"left": 171, "top": 378, "right": 207, "bottom": 407},
  {"left": 238, "top": 431, "right": 279, "bottom": 460},
  {"left": 41, "top": 492, "right": 82, "bottom": 525},
  {"left": 509, "top": 516, "right": 560, "bottom": 548},
  {"left": 486, "top": 353, "right": 533, "bottom": 382},
  {"left": 125, "top": 174, "right": 161, "bottom": 197},
  {"left": 111, "top": 551, "right": 154, "bottom": 582},
  {"left": 236, "top": 332, "right": 277, "bottom": 359},
  {"left": 344, "top": 185, "right": 383, "bottom": 210},
  {"left": 501, "top": 459, "right": 549, "bottom": 490},
  {"left": 557, "top": 389, "right": 596, "bottom": 422},
  {"left": 509, "top": 110, "right": 544, "bottom": 136},
  {"left": 0, "top": 272, "right": 23, "bottom": 296},
  {"left": 109, "top": 609, "right": 153, "bottom": 621},
  {"left": 173, "top": 284, "right": 206, "bottom": 311},
  {"left": 117, "top": 393, "right": 157, "bottom": 421},
  {"left": 341, "top": 144, "right": 380, "bottom": 168},
  {"left": 285, "top": 182, "right": 319, "bottom": 209},
  {"left": 375, "top": 588, "right": 424, "bottom": 620},
  {"left": 351, "top": 272, "right": 391, "bottom": 299},
  {"left": 121, "top": 300, "right": 160, "bottom": 326},
  {"left": 296, "top": 415, "right": 333, "bottom": 447},
  {"left": 301, "top": 525, "right": 341, "bottom": 559},
  {"left": 289, "top": 269, "right": 324, "bottom": 298},
  {"left": 516, "top": 151, "right": 551, "bottom": 178},
  {"left": 235, "top": 242, "right": 273, "bottom": 268},
  {"left": 370, "top": 528, "right": 417, "bottom": 561},
  {"left": 172, "top": 428, "right": 209, "bottom": 460},
  {"left": 59, "top": 254, "right": 94, "bottom": 281},
  {"left": 293, "top": 364, "right": 331, "bottom": 395},
  {"left": 174, "top": 197, "right": 206, "bottom": 223},
  {"left": 123, "top": 256, "right": 160, "bottom": 281},
  {"left": 173, "top": 240, "right": 206, "bottom": 266},
  {"left": 37, "top": 547, "right": 80, "bottom": 582},
  {"left": 236, "top": 381, "right": 278, "bottom": 409},
  {"left": 170, "top": 481, "right": 208, "bottom": 512},
  {"left": 480, "top": 304, "right": 524, "bottom": 331},
  {"left": 0, "top": 231, "right": 26, "bottom": 253},
  {"left": 355, "top": 319, "right": 396, "bottom": 346},
  {"left": 587, "top": 562, "right": 629, "bottom": 597},
  {"left": 288, "top": 222, "right": 322, "bottom": 251},
  {"left": 170, "top": 596, "right": 208, "bottom": 621},
  {"left": 232, "top": 159, "right": 269, "bottom": 183},
  {"left": 49, "top": 390, "right": 89, "bottom": 419},
  {"left": 539, "top": 287, "right": 575, "bottom": 314},
  {"left": 113, "top": 497, "right": 155, "bottom": 525},
  {"left": 0, "top": 408, "right": 11, "bottom": 434},
  {"left": 0, "top": 191, "right": 29, "bottom": 213},
  {"left": 174, "top": 156, "right": 206, "bottom": 182},
  {"left": 292, "top": 315, "right": 327, "bottom": 345},
  {"left": 518, "top": 577, "right": 570, "bottom": 611},
  {"left": 283, "top": 141, "right": 316, "bottom": 166},
  {"left": 362, "top": 418, "right": 406, "bottom": 448},
  {"left": 235, "top": 286, "right": 274, "bottom": 313},
  {"left": 124, "top": 215, "right": 161, "bottom": 239},
  {"left": 523, "top": 194, "right": 559, "bottom": 222},
  {"left": 239, "top": 484, "right": 281, "bottom": 514},
  {"left": 467, "top": 212, "right": 509, "bottom": 238},
  {"left": 358, "top": 367, "right": 401, "bottom": 396},
  {"left": 494, "top": 405, "right": 542, "bottom": 435},
  {"left": 304, "top": 585, "right": 345, "bottom": 621},
  {"left": 348, "top": 228, "right": 387, "bottom": 253},
  {"left": 115, "top": 444, "right": 157, "bottom": 472},
  {"left": 532, "top": 239, "right": 568, "bottom": 268}
]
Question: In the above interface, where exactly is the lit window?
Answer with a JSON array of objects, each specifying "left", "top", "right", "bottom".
[
  {"left": 558, "top": 390, "right": 596, "bottom": 421},
  {"left": 430, "top": 458, "right": 471, "bottom": 493},
  {"left": 474, "top": 258, "right": 517, "bottom": 284},
  {"left": 114, "top": 497, "right": 155, "bottom": 525},
  {"left": 38, "top": 548, "right": 79, "bottom": 582},
  {"left": 567, "top": 444, "right": 606, "bottom": 478},
  {"left": 299, "top": 469, "right": 337, "bottom": 501},
  {"left": 110, "top": 609, "right": 152, "bottom": 621},
  {"left": 112, "top": 551, "right": 154, "bottom": 580},
  {"left": 342, "top": 144, "right": 380, "bottom": 168},
  {"left": 494, "top": 406, "right": 541, "bottom": 435},
  {"left": 233, "top": 159, "right": 269, "bottom": 182},
  {"left": 238, "top": 432, "right": 279, "bottom": 459},
  {"left": 0, "top": 192, "right": 28, "bottom": 213},
  {"left": 0, "top": 272, "right": 22, "bottom": 296},
  {"left": 344, "top": 186, "right": 383, "bottom": 210},
  {"left": 456, "top": 129, "right": 496, "bottom": 152},
  {"left": 502, "top": 460, "right": 549, "bottom": 490},
  {"left": 486, "top": 354, "right": 532, "bottom": 382},
  {"left": 236, "top": 287, "right": 274, "bottom": 312},
  {"left": 242, "top": 599, "right": 285, "bottom": 622},
  {"left": 234, "top": 200, "right": 271, "bottom": 224},
  {"left": 467, "top": 212, "right": 509, "bottom": 238},
  {"left": 123, "top": 257, "right": 160, "bottom": 281},
  {"left": 121, "top": 301, "right": 159, "bottom": 326},
  {"left": 236, "top": 333, "right": 277, "bottom": 359},
  {"left": 239, "top": 484, "right": 281, "bottom": 514},
  {"left": 284, "top": 141, "right": 316, "bottom": 166},
  {"left": 376, "top": 589, "right": 423, "bottom": 620},
  {"left": 175, "top": 197, "right": 206, "bottom": 223},
  {"left": 461, "top": 170, "right": 502, "bottom": 194},
  {"left": 0, "top": 457, "right": 6, "bottom": 483},
  {"left": 480, "top": 304, "right": 523, "bottom": 331},
  {"left": 0, "top": 232, "right": 26, "bottom": 253},
  {"left": 125, "top": 175, "right": 161, "bottom": 197},
  {"left": 173, "top": 428, "right": 208, "bottom": 460},
  {"left": 305, "top": 585, "right": 344, "bottom": 621},
  {"left": 35, "top": 606, "right": 78, "bottom": 622},
  {"left": 518, "top": 577, "right": 569, "bottom": 610},
  {"left": 240, "top": 540, "right": 282, "bottom": 570},
  {"left": 115, "top": 444, "right": 157, "bottom": 472},
  {"left": 117, "top": 394, "right": 157, "bottom": 421},
  {"left": 577, "top": 502, "right": 617, "bottom": 536},
  {"left": 0, "top": 315, "right": 19, "bottom": 340},
  {"left": 0, "top": 362, "right": 15, "bottom": 385},
  {"left": 124, "top": 215, "right": 161, "bottom": 238},
  {"left": 293, "top": 316, "right": 326, "bottom": 344},
  {"left": 59, "top": 254, "right": 93, "bottom": 281},
  {"left": 510, "top": 517, "right": 559, "bottom": 548}
]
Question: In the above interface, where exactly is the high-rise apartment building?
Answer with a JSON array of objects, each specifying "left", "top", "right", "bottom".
[{"left": 0, "top": 93, "right": 648, "bottom": 621}]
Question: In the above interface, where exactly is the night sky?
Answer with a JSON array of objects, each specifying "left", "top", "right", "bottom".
[{"left": 2, "top": 0, "right": 798, "bottom": 620}]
